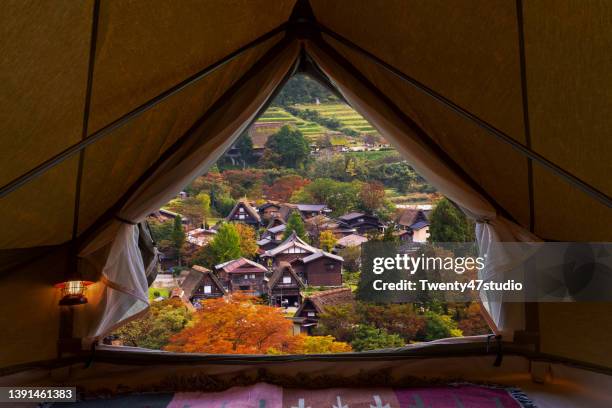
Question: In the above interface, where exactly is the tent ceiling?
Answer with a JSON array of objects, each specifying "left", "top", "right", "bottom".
[{"left": 0, "top": 0, "right": 610, "bottom": 251}]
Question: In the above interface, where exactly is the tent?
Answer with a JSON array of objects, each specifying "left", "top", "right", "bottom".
[{"left": 1, "top": 1, "right": 611, "bottom": 405}]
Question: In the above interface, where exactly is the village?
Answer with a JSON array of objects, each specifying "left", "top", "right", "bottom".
[
  {"left": 109, "top": 75, "right": 489, "bottom": 353},
  {"left": 148, "top": 196, "right": 432, "bottom": 335}
]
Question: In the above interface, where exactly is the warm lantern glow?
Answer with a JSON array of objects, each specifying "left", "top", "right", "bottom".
[{"left": 55, "top": 280, "right": 93, "bottom": 306}]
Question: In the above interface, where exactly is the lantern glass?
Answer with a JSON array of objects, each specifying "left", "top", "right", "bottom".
[{"left": 55, "top": 280, "right": 93, "bottom": 306}]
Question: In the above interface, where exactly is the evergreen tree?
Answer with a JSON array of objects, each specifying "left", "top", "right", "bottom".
[
  {"left": 283, "top": 211, "right": 307, "bottom": 240},
  {"left": 428, "top": 198, "right": 475, "bottom": 243},
  {"left": 171, "top": 215, "right": 186, "bottom": 265},
  {"left": 263, "top": 126, "right": 310, "bottom": 169}
]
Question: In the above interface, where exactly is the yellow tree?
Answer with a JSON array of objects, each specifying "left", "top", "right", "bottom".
[
  {"left": 297, "top": 335, "right": 352, "bottom": 353},
  {"left": 318, "top": 230, "right": 337, "bottom": 252},
  {"left": 235, "top": 223, "right": 258, "bottom": 259}
]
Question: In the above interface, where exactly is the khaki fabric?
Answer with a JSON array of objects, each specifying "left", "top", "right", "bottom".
[
  {"left": 77, "top": 36, "right": 283, "bottom": 234},
  {"left": 87, "top": 0, "right": 295, "bottom": 133},
  {"left": 310, "top": 0, "right": 525, "bottom": 142},
  {"left": 540, "top": 303, "right": 612, "bottom": 368},
  {"left": 523, "top": 1, "right": 612, "bottom": 198},
  {"left": 0, "top": 1, "right": 93, "bottom": 185},
  {"left": 1, "top": 157, "right": 78, "bottom": 248},
  {"left": 0, "top": 248, "right": 66, "bottom": 368}
]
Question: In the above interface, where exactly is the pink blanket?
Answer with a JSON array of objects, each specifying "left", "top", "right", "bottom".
[{"left": 168, "top": 382, "right": 524, "bottom": 407}]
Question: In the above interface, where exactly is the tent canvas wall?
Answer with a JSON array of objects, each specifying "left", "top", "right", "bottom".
[{"left": 1, "top": 0, "right": 611, "bottom": 404}]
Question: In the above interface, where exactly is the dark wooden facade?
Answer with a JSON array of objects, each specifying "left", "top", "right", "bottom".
[
  {"left": 262, "top": 232, "right": 343, "bottom": 288},
  {"left": 293, "top": 288, "right": 354, "bottom": 333},
  {"left": 226, "top": 200, "right": 261, "bottom": 227},
  {"left": 180, "top": 265, "right": 226, "bottom": 306},
  {"left": 265, "top": 263, "right": 304, "bottom": 307},
  {"left": 215, "top": 257, "right": 268, "bottom": 296},
  {"left": 337, "top": 212, "right": 384, "bottom": 235}
]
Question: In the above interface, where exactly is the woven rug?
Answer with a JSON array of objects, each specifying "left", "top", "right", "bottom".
[{"left": 50, "top": 382, "right": 536, "bottom": 407}]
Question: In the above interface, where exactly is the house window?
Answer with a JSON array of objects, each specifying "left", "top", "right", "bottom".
[
  {"left": 239, "top": 207, "right": 244, "bottom": 212},
  {"left": 307, "top": 311, "right": 315, "bottom": 317},
  {"left": 203, "top": 285, "right": 212, "bottom": 294},
  {"left": 358, "top": 218, "right": 364, "bottom": 222},
  {"left": 250, "top": 274, "right": 256, "bottom": 279},
  {"left": 283, "top": 276, "right": 291, "bottom": 284},
  {"left": 326, "top": 263, "right": 335, "bottom": 270},
  {"left": 238, "top": 214, "right": 245, "bottom": 220}
]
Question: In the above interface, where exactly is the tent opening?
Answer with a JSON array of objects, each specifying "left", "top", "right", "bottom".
[{"left": 103, "top": 73, "right": 492, "bottom": 355}]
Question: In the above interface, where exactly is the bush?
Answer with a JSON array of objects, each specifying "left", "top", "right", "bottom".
[
  {"left": 423, "top": 311, "right": 463, "bottom": 341},
  {"left": 350, "top": 325, "right": 405, "bottom": 351}
]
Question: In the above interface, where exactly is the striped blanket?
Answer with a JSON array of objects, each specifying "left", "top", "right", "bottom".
[{"left": 51, "top": 383, "right": 534, "bottom": 407}]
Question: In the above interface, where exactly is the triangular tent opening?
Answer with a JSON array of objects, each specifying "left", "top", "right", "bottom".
[{"left": 1, "top": 0, "right": 611, "bottom": 404}]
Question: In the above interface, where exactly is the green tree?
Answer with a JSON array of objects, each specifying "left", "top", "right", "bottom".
[
  {"left": 314, "top": 304, "right": 359, "bottom": 343},
  {"left": 263, "top": 125, "right": 310, "bottom": 169},
  {"left": 171, "top": 215, "right": 186, "bottom": 265},
  {"left": 283, "top": 211, "right": 307, "bottom": 240},
  {"left": 149, "top": 219, "right": 174, "bottom": 249},
  {"left": 235, "top": 132, "right": 255, "bottom": 166},
  {"left": 423, "top": 311, "right": 463, "bottom": 341},
  {"left": 272, "top": 74, "right": 337, "bottom": 107},
  {"left": 196, "top": 192, "right": 212, "bottom": 228},
  {"left": 356, "top": 303, "right": 426, "bottom": 343},
  {"left": 428, "top": 198, "right": 475, "bottom": 243},
  {"left": 291, "top": 178, "right": 361, "bottom": 217},
  {"left": 190, "top": 223, "right": 241, "bottom": 268},
  {"left": 112, "top": 298, "right": 192, "bottom": 349},
  {"left": 350, "top": 325, "right": 405, "bottom": 351}
]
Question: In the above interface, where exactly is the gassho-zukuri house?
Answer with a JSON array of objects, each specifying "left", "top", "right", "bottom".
[
  {"left": 293, "top": 287, "right": 354, "bottom": 334},
  {"left": 261, "top": 232, "right": 343, "bottom": 287}
]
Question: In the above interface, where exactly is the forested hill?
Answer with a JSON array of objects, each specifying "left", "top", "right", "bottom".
[{"left": 272, "top": 74, "right": 337, "bottom": 106}]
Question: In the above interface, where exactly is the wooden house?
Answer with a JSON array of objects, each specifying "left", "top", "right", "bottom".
[
  {"left": 180, "top": 265, "right": 226, "bottom": 306},
  {"left": 395, "top": 208, "right": 430, "bottom": 243},
  {"left": 215, "top": 257, "right": 268, "bottom": 295},
  {"left": 261, "top": 232, "right": 343, "bottom": 287},
  {"left": 225, "top": 200, "right": 261, "bottom": 227},
  {"left": 337, "top": 212, "right": 385, "bottom": 235},
  {"left": 335, "top": 233, "right": 368, "bottom": 249},
  {"left": 293, "top": 288, "right": 354, "bottom": 334},
  {"left": 295, "top": 203, "right": 332, "bottom": 219},
  {"left": 186, "top": 228, "right": 217, "bottom": 247},
  {"left": 265, "top": 262, "right": 305, "bottom": 307},
  {"left": 258, "top": 201, "right": 282, "bottom": 221},
  {"left": 305, "top": 214, "right": 356, "bottom": 240}
]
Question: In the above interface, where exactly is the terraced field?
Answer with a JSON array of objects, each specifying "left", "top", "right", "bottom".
[
  {"left": 295, "top": 103, "right": 378, "bottom": 134},
  {"left": 256, "top": 107, "right": 326, "bottom": 139},
  {"left": 254, "top": 103, "right": 378, "bottom": 144}
]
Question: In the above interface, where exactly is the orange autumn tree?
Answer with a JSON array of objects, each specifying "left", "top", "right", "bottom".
[{"left": 165, "top": 293, "right": 351, "bottom": 354}]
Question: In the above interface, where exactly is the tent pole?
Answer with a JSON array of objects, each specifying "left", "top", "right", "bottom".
[
  {"left": 0, "top": 23, "right": 289, "bottom": 199},
  {"left": 316, "top": 24, "right": 612, "bottom": 209},
  {"left": 516, "top": 0, "right": 540, "bottom": 351}
]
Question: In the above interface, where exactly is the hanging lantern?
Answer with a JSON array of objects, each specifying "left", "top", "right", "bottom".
[{"left": 55, "top": 280, "right": 93, "bottom": 306}]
